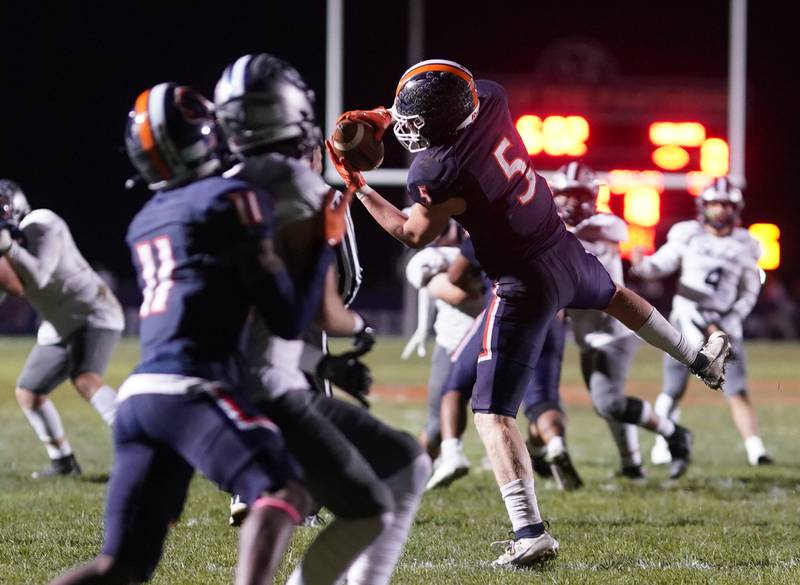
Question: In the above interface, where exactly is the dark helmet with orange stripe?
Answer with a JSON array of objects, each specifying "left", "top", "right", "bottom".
[
  {"left": 392, "top": 59, "right": 480, "bottom": 152},
  {"left": 214, "top": 53, "right": 322, "bottom": 158},
  {"left": 124, "top": 83, "right": 221, "bottom": 191}
]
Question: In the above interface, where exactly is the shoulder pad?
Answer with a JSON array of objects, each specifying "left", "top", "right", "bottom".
[
  {"left": 19, "top": 209, "right": 60, "bottom": 230},
  {"left": 666, "top": 220, "right": 702, "bottom": 243},
  {"left": 733, "top": 227, "right": 762, "bottom": 260},
  {"left": 407, "top": 152, "right": 459, "bottom": 206},
  {"left": 575, "top": 213, "right": 628, "bottom": 243}
]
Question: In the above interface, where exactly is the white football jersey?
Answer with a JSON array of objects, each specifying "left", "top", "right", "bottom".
[
  {"left": 9, "top": 209, "right": 124, "bottom": 344},
  {"left": 632, "top": 220, "right": 761, "bottom": 343},
  {"left": 567, "top": 213, "right": 634, "bottom": 349}
]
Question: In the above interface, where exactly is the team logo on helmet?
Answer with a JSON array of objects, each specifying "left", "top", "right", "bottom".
[{"left": 392, "top": 59, "right": 480, "bottom": 152}]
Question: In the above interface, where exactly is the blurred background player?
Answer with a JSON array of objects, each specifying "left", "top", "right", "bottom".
[
  {"left": 552, "top": 161, "right": 703, "bottom": 480},
  {"left": 49, "top": 82, "right": 339, "bottom": 585},
  {"left": 401, "top": 226, "right": 484, "bottom": 462},
  {"left": 328, "top": 59, "right": 730, "bottom": 567},
  {"left": 631, "top": 177, "right": 772, "bottom": 467},
  {"left": 425, "top": 236, "right": 581, "bottom": 491},
  {"left": 0, "top": 179, "right": 123, "bottom": 478},
  {"left": 215, "top": 53, "right": 430, "bottom": 585}
]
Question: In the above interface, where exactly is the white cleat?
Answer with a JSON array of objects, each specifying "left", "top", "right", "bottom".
[
  {"left": 491, "top": 532, "right": 559, "bottom": 568},
  {"left": 425, "top": 452, "right": 470, "bottom": 490},
  {"left": 229, "top": 494, "right": 249, "bottom": 527},
  {"left": 650, "top": 435, "right": 672, "bottom": 465},
  {"left": 691, "top": 331, "right": 731, "bottom": 390}
]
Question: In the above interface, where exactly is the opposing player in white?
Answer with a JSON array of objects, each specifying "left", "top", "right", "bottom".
[
  {"left": 552, "top": 163, "right": 696, "bottom": 479},
  {"left": 0, "top": 179, "right": 123, "bottom": 478},
  {"left": 402, "top": 238, "right": 484, "bottom": 481},
  {"left": 631, "top": 177, "right": 772, "bottom": 467}
]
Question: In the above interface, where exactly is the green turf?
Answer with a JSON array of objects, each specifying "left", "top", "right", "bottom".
[{"left": 1, "top": 336, "right": 799, "bottom": 584}]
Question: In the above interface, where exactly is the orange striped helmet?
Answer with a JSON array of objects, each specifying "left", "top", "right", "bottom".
[
  {"left": 125, "top": 83, "right": 221, "bottom": 191},
  {"left": 392, "top": 59, "right": 479, "bottom": 152}
]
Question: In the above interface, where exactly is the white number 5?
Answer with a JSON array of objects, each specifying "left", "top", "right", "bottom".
[{"left": 493, "top": 137, "right": 537, "bottom": 204}]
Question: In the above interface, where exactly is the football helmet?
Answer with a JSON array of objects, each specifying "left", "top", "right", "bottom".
[
  {"left": 125, "top": 83, "right": 221, "bottom": 191},
  {"left": 697, "top": 176, "right": 744, "bottom": 230},
  {"left": 0, "top": 179, "right": 31, "bottom": 226},
  {"left": 214, "top": 53, "right": 322, "bottom": 157},
  {"left": 392, "top": 59, "right": 479, "bottom": 152},
  {"left": 549, "top": 161, "right": 600, "bottom": 226}
]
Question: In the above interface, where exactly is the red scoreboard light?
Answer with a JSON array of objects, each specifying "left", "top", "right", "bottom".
[
  {"left": 516, "top": 115, "right": 589, "bottom": 156},
  {"left": 748, "top": 223, "right": 781, "bottom": 270}
]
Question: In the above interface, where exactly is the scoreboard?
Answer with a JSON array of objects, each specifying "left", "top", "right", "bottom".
[{"left": 501, "top": 77, "right": 779, "bottom": 270}]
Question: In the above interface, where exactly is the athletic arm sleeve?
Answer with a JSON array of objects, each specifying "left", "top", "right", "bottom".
[{"left": 6, "top": 221, "right": 60, "bottom": 290}]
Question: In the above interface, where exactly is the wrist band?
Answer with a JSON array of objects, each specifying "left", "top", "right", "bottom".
[{"left": 356, "top": 188, "right": 368, "bottom": 201}]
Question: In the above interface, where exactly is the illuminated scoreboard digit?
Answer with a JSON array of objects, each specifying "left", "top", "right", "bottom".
[{"left": 499, "top": 78, "right": 780, "bottom": 269}]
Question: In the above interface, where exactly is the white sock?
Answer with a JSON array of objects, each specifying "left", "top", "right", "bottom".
[
  {"left": 671, "top": 407, "right": 682, "bottom": 423},
  {"left": 346, "top": 454, "right": 431, "bottom": 585},
  {"left": 606, "top": 420, "right": 641, "bottom": 467},
  {"left": 653, "top": 393, "right": 674, "bottom": 418},
  {"left": 89, "top": 385, "right": 117, "bottom": 426},
  {"left": 440, "top": 438, "right": 464, "bottom": 462},
  {"left": 545, "top": 436, "right": 565, "bottom": 460},
  {"left": 745, "top": 436, "right": 767, "bottom": 465},
  {"left": 286, "top": 513, "right": 392, "bottom": 585},
  {"left": 500, "top": 478, "right": 542, "bottom": 532},
  {"left": 21, "top": 400, "right": 73, "bottom": 459},
  {"left": 636, "top": 309, "right": 698, "bottom": 366}
]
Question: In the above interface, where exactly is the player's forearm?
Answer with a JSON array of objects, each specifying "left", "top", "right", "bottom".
[
  {"left": 6, "top": 241, "right": 57, "bottom": 290},
  {"left": 427, "top": 272, "right": 471, "bottom": 305},
  {"left": 356, "top": 186, "right": 427, "bottom": 248},
  {"left": 315, "top": 267, "right": 361, "bottom": 336},
  {"left": 630, "top": 252, "right": 679, "bottom": 280},
  {"left": 730, "top": 268, "right": 761, "bottom": 319}
]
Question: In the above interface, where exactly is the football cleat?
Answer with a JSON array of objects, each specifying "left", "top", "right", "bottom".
[
  {"left": 490, "top": 532, "right": 559, "bottom": 568},
  {"left": 531, "top": 452, "right": 553, "bottom": 479},
  {"left": 425, "top": 452, "right": 470, "bottom": 490},
  {"left": 690, "top": 331, "right": 731, "bottom": 390},
  {"left": 229, "top": 494, "right": 249, "bottom": 527},
  {"left": 547, "top": 451, "right": 583, "bottom": 491},
  {"left": 666, "top": 425, "right": 693, "bottom": 479},
  {"left": 616, "top": 464, "right": 647, "bottom": 481},
  {"left": 32, "top": 454, "right": 82, "bottom": 479},
  {"left": 650, "top": 435, "right": 672, "bottom": 465},
  {"left": 755, "top": 454, "right": 774, "bottom": 466}
]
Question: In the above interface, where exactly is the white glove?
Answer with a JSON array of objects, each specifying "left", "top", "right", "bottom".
[
  {"left": 401, "top": 288, "right": 432, "bottom": 359},
  {"left": 0, "top": 228, "right": 12, "bottom": 256}
]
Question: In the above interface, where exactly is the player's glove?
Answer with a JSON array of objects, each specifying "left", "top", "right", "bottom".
[
  {"left": 353, "top": 321, "right": 376, "bottom": 356},
  {"left": 401, "top": 327, "right": 427, "bottom": 359},
  {"left": 316, "top": 350, "right": 372, "bottom": 408},
  {"left": 325, "top": 140, "right": 366, "bottom": 192},
  {"left": 322, "top": 185, "right": 354, "bottom": 246},
  {"left": 336, "top": 107, "right": 393, "bottom": 141}
]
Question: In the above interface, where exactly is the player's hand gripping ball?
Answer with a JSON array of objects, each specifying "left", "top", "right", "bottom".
[{"left": 330, "top": 119, "right": 385, "bottom": 172}]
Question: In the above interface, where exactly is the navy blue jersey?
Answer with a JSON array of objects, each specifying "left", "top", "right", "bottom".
[
  {"left": 407, "top": 80, "right": 566, "bottom": 280},
  {"left": 126, "top": 176, "right": 272, "bottom": 384}
]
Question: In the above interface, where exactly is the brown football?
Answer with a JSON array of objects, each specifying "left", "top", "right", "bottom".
[
  {"left": 331, "top": 119, "right": 385, "bottom": 171},
  {"left": 0, "top": 255, "right": 24, "bottom": 296}
]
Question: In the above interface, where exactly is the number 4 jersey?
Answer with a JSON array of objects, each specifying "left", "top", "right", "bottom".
[
  {"left": 406, "top": 80, "right": 566, "bottom": 281},
  {"left": 632, "top": 219, "right": 762, "bottom": 343}
]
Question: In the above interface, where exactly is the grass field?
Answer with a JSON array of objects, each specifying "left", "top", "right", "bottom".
[{"left": 1, "top": 336, "right": 799, "bottom": 584}]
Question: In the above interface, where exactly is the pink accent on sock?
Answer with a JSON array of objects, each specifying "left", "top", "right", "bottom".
[{"left": 253, "top": 496, "right": 303, "bottom": 524}]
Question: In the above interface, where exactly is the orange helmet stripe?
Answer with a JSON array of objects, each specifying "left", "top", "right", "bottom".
[
  {"left": 395, "top": 63, "right": 478, "bottom": 107},
  {"left": 134, "top": 89, "right": 171, "bottom": 181}
]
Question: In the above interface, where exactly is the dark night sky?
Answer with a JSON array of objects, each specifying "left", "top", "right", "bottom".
[{"left": 1, "top": 1, "right": 797, "bottom": 306}]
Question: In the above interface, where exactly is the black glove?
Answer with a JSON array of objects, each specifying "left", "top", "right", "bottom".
[
  {"left": 316, "top": 349, "right": 372, "bottom": 408},
  {"left": 353, "top": 322, "right": 376, "bottom": 355}
]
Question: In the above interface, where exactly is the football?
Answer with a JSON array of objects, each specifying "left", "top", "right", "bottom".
[
  {"left": 331, "top": 119, "right": 385, "bottom": 171},
  {"left": 0, "top": 255, "right": 24, "bottom": 296}
]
